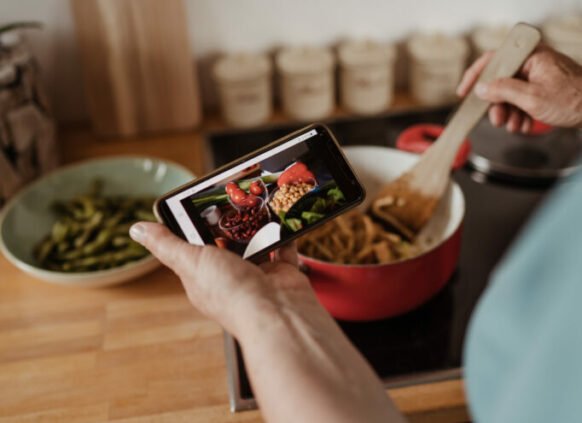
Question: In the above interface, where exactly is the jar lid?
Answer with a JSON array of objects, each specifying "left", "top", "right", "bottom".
[
  {"left": 407, "top": 33, "right": 468, "bottom": 63},
  {"left": 214, "top": 53, "right": 271, "bottom": 82},
  {"left": 338, "top": 40, "right": 395, "bottom": 67},
  {"left": 276, "top": 46, "right": 334, "bottom": 74},
  {"left": 471, "top": 24, "right": 511, "bottom": 53},
  {"left": 543, "top": 15, "right": 582, "bottom": 43}
]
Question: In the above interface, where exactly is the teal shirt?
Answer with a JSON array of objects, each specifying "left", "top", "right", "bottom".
[{"left": 464, "top": 165, "right": 582, "bottom": 422}]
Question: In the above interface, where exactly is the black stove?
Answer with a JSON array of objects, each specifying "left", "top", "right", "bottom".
[{"left": 205, "top": 106, "right": 573, "bottom": 412}]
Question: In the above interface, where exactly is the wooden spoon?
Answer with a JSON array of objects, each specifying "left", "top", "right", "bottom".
[{"left": 371, "top": 23, "right": 541, "bottom": 240}]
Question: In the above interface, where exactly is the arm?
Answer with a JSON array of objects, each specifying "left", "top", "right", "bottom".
[
  {"left": 130, "top": 222, "right": 405, "bottom": 423},
  {"left": 239, "top": 269, "right": 405, "bottom": 423},
  {"left": 456, "top": 45, "right": 582, "bottom": 131}
]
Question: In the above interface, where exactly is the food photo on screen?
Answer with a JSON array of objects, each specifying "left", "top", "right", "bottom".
[{"left": 180, "top": 141, "right": 347, "bottom": 258}]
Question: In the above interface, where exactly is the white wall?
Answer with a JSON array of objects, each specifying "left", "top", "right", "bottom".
[
  {"left": 184, "top": 0, "right": 580, "bottom": 55},
  {"left": 1, "top": 0, "right": 580, "bottom": 122}
]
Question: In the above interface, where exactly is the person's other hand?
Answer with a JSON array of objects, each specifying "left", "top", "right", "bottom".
[
  {"left": 456, "top": 45, "right": 582, "bottom": 132},
  {"left": 129, "top": 221, "right": 315, "bottom": 337}
]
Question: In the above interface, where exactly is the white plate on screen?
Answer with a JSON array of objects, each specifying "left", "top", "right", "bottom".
[{"left": 243, "top": 222, "right": 281, "bottom": 259}]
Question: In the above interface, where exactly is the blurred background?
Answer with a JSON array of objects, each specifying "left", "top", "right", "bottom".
[
  {"left": 1, "top": 0, "right": 580, "bottom": 207},
  {"left": 3, "top": 0, "right": 581, "bottom": 123}
]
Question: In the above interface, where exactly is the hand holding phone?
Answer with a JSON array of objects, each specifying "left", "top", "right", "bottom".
[{"left": 154, "top": 124, "right": 365, "bottom": 262}]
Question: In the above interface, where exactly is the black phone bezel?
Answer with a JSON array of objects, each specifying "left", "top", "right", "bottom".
[
  {"left": 156, "top": 200, "right": 187, "bottom": 240},
  {"left": 154, "top": 123, "right": 366, "bottom": 261}
]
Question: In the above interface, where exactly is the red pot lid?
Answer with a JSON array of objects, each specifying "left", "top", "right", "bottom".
[
  {"left": 529, "top": 119, "right": 553, "bottom": 135},
  {"left": 396, "top": 124, "right": 471, "bottom": 171}
]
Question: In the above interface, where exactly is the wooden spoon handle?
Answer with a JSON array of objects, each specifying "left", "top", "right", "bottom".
[
  {"left": 426, "top": 23, "right": 542, "bottom": 170},
  {"left": 371, "top": 23, "right": 542, "bottom": 236}
]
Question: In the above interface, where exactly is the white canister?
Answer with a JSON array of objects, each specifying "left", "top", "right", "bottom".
[
  {"left": 213, "top": 53, "right": 272, "bottom": 127},
  {"left": 276, "top": 46, "right": 335, "bottom": 121},
  {"left": 338, "top": 40, "right": 396, "bottom": 115},
  {"left": 543, "top": 15, "right": 582, "bottom": 65},
  {"left": 407, "top": 33, "right": 469, "bottom": 106},
  {"left": 470, "top": 24, "right": 510, "bottom": 58}
]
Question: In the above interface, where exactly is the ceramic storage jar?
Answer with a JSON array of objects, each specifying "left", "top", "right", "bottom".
[
  {"left": 407, "top": 33, "right": 469, "bottom": 105},
  {"left": 276, "top": 46, "right": 335, "bottom": 121},
  {"left": 542, "top": 15, "right": 582, "bottom": 65},
  {"left": 213, "top": 53, "right": 272, "bottom": 127},
  {"left": 338, "top": 40, "right": 396, "bottom": 115}
]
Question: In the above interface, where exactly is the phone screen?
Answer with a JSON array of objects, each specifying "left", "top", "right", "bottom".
[{"left": 159, "top": 125, "right": 364, "bottom": 260}]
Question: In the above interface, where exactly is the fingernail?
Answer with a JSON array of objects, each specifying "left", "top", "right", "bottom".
[
  {"left": 475, "top": 82, "right": 487, "bottom": 97},
  {"left": 129, "top": 223, "right": 146, "bottom": 244}
]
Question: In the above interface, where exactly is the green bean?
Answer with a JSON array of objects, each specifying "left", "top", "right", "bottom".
[
  {"left": 33, "top": 179, "right": 157, "bottom": 272},
  {"left": 111, "top": 236, "right": 130, "bottom": 248},
  {"left": 58, "top": 248, "right": 84, "bottom": 261},
  {"left": 135, "top": 209, "right": 155, "bottom": 221},
  {"left": 103, "top": 211, "right": 124, "bottom": 228},
  {"left": 35, "top": 238, "right": 55, "bottom": 264},
  {"left": 73, "top": 211, "right": 104, "bottom": 248},
  {"left": 111, "top": 222, "right": 133, "bottom": 236},
  {"left": 81, "top": 229, "right": 111, "bottom": 255},
  {"left": 57, "top": 241, "right": 70, "bottom": 254},
  {"left": 75, "top": 196, "right": 96, "bottom": 220},
  {"left": 51, "top": 220, "right": 69, "bottom": 243}
]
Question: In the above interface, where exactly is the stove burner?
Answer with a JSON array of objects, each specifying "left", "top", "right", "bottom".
[{"left": 468, "top": 118, "right": 582, "bottom": 184}]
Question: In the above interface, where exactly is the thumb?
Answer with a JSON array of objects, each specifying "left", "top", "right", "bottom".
[
  {"left": 273, "top": 241, "right": 299, "bottom": 267},
  {"left": 129, "top": 221, "right": 202, "bottom": 277},
  {"left": 475, "top": 78, "right": 541, "bottom": 117}
]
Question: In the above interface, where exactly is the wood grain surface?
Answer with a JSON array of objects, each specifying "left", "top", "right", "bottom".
[
  {"left": 0, "top": 114, "right": 470, "bottom": 422},
  {"left": 70, "top": 0, "right": 202, "bottom": 137}
]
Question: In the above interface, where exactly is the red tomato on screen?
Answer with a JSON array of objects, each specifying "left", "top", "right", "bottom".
[
  {"left": 231, "top": 189, "right": 247, "bottom": 205},
  {"left": 249, "top": 181, "right": 264, "bottom": 195},
  {"left": 226, "top": 182, "right": 238, "bottom": 196},
  {"left": 241, "top": 195, "right": 259, "bottom": 208},
  {"left": 277, "top": 162, "right": 315, "bottom": 187}
]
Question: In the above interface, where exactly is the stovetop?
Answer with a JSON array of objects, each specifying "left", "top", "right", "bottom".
[{"left": 206, "top": 106, "right": 557, "bottom": 411}]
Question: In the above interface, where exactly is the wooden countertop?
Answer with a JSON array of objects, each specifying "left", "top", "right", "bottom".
[{"left": 0, "top": 102, "right": 470, "bottom": 422}]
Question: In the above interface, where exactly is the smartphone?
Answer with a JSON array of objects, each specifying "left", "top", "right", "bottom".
[{"left": 154, "top": 124, "right": 365, "bottom": 262}]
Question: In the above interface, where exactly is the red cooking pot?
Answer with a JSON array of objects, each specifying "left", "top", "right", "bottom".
[{"left": 300, "top": 146, "right": 465, "bottom": 321}]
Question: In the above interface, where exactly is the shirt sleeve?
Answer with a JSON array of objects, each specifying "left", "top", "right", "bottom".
[{"left": 463, "top": 166, "right": 582, "bottom": 422}]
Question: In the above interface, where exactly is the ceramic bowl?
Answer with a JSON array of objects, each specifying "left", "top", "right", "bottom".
[{"left": 0, "top": 156, "right": 194, "bottom": 287}]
